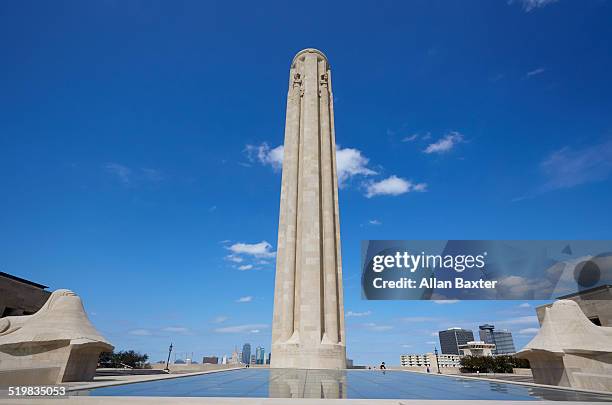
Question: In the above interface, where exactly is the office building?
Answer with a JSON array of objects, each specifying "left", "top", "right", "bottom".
[
  {"left": 255, "top": 346, "right": 265, "bottom": 365},
  {"left": 400, "top": 353, "right": 461, "bottom": 368},
  {"left": 241, "top": 343, "right": 251, "bottom": 364},
  {"left": 438, "top": 327, "right": 474, "bottom": 355},
  {"left": 479, "top": 324, "right": 516, "bottom": 355},
  {"left": 230, "top": 347, "right": 240, "bottom": 364},
  {"left": 202, "top": 356, "right": 218, "bottom": 364}
]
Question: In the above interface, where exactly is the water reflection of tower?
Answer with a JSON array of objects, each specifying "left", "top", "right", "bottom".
[{"left": 268, "top": 369, "right": 347, "bottom": 399}]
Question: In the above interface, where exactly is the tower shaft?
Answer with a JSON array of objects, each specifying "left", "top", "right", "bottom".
[{"left": 271, "top": 49, "right": 346, "bottom": 369}]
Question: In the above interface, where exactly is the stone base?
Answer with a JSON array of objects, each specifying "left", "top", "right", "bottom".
[
  {"left": 0, "top": 367, "right": 61, "bottom": 386},
  {"left": 526, "top": 351, "right": 612, "bottom": 392},
  {"left": 270, "top": 342, "right": 346, "bottom": 369},
  {"left": 0, "top": 340, "right": 108, "bottom": 385}
]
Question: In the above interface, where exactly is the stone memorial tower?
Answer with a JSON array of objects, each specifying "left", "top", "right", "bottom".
[{"left": 271, "top": 49, "right": 346, "bottom": 369}]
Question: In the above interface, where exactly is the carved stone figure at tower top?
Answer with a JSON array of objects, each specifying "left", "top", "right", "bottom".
[{"left": 271, "top": 49, "right": 346, "bottom": 369}]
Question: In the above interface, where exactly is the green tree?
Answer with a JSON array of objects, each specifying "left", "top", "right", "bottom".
[
  {"left": 459, "top": 355, "right": 530, "bottom": 373},
  {"left": 98, "top": 350, "right": 150, "bottom": 369}
]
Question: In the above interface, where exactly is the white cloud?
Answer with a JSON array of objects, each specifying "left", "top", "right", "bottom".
[
  {"left": 128, "top": 329, "right": 152, "bottom": 336},
  {"left": 424, "top": 132, "right": 464, "bottom": 154},
  {"left": 141, "top": 168, "right": 164, "bottom": 181},
  {"left": 402, "top": 134, "right": 419, "bottom": 142},
  {"left": 162, "top": 326, "right": 189, "bottom": 334},
  {"left": 497, "top": 315, "right": 538, "bottom": 325},
  {"left": 519, "top": 303, "right": 531, "bottom": 308},
  {"left": 425, "top": 341, "right": 438, "bottom": 345},
  {"left": 365, "top": 175, "right": 427, "bottom": 198},
  {"left": 368, "top": 219, "right": 382, "bottom": 225},
  {"left": 526, "top": 67, "right": 546, "bottom": 78},
  {"left": 236, "top": 296, "right": 253, "bottom": 303},
  {"left": 245, "top": 143, "right": 376, "bottom": 186},
  {"left": 228, "top": 241, "right": 276, "bottom": 258},
  {"left": 214, "top": 323, "right": 268, "bottom": 333},
  {"left": 225, "top": 241, "right": 275, "bottom": 272},
  {"left": 335, "top": 147, "right": 377, "bottom": 184},
  {"left": 246, "top": 142, "right": 428, "bottom": 199},
  {"left": 104, "top": 163, "right": 164, "bottom": 185},
  {"left": 519, "top": 327, "right": 540, "bottom": 335},
  {"left": 510, "top": 0, "right": 559, "bottom": 12},
  {"left": 245, "top": 143, "right": 284, "bottom": 171},
  {"left": 226, "top": 255, "right": 243, "bottom": 263},
  {"left": 212, "top": 316, "right": 228, "bottom": 323},
  {"left": 361, "top": 322, "right": 393, "bottom": 332},
  {"left": 433, "top": 300, "right": 459, "bottom": 304},
  {"left": 497, "top": 275, "right": 554, "bottom": 298},
  {"left": 345, "top": 310, "right": 372, "bottom": 317},
  {"left": 400, "top": 317, "right": 440, "bottom": 322},
  {"left": 104, "top": 163, "right": 132, "bottom": 184},
  {"left": 540, "top": 140, "right": 612, "bottom": 191},
  {"left": 412, "top": 183, "right": 428, "bottom": 192}
]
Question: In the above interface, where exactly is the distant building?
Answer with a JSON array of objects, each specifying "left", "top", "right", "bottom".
[
  {"left": 536, "top": 285, "right": 612, "bottom": 327},
  {"left": 202, "top": 356, "right": 218, "bottom": 364},
  {"left": 266, "top": 352, "right": 271, "bottom": 365},
  {"left": 439, "top": 328, "right": 474, "bottom": 355},
  {"left": 242, "top": 343, "right": 251, "bottom": 364},
  {"left": 255, "top": 346, "right": 265, "bottom": 365},
  {"left": 400, "top": 353, "right": 461, "bottom": 368},
  {"left": 230, "top": 347, "right": 240, "bottom": 364},
  {"left": 0, "top": 271, "right": 51, "bottom": 317},
  {"left": 346, "top": 358, "right": 353, "bottom": 368},
  {"left": 250, "top": 354, "right": 256, "bottom": 364},
  {"left": 479, "top": 324, "right": 516, "bottom": 355},
  {"left": 458, "top": 341, "right": 495, "bottom": 356},
  {"left": 221, "top": 355, "right": 228, "bottom": 364}
]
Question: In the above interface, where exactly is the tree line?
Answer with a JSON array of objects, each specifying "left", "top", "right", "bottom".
[{"left": 459, "top": 355, "right": 530, "bottom": 373}]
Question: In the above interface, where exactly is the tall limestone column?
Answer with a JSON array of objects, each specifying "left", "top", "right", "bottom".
[{"left": 271, "top": 49, "right": 346, "bottom": 369}]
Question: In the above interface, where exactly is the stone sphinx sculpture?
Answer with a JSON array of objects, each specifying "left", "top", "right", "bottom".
[
  {"left": 0, "top": 289, "right": 113, "bottom": 385},
  {"left": 517, "top": 299, "right": 612, "bottom": 392}
]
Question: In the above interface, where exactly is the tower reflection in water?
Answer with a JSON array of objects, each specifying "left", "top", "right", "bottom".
[{"left": 268, "top": 369, "right": 347, "bottom": 399}]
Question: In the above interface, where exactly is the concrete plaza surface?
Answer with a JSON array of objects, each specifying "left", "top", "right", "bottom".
[
  {"left": 2, "top": 368, "right": 611, "bottom": 404},
  {"left": 0, "top": 398, "right": 609, "bottom": 404}
]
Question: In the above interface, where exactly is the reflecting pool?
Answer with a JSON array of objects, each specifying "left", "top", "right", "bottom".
[{"left": 79, "top": 368, "right": 612, "bottom": 401}]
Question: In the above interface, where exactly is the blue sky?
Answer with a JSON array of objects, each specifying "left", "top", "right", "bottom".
[{"left": 1, "top": 0, "right": 612, "bottom": 365}]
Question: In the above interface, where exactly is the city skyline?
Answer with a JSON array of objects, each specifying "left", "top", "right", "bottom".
[{"left": 2, "top": 0, "right": 612, "bottom": 365}]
